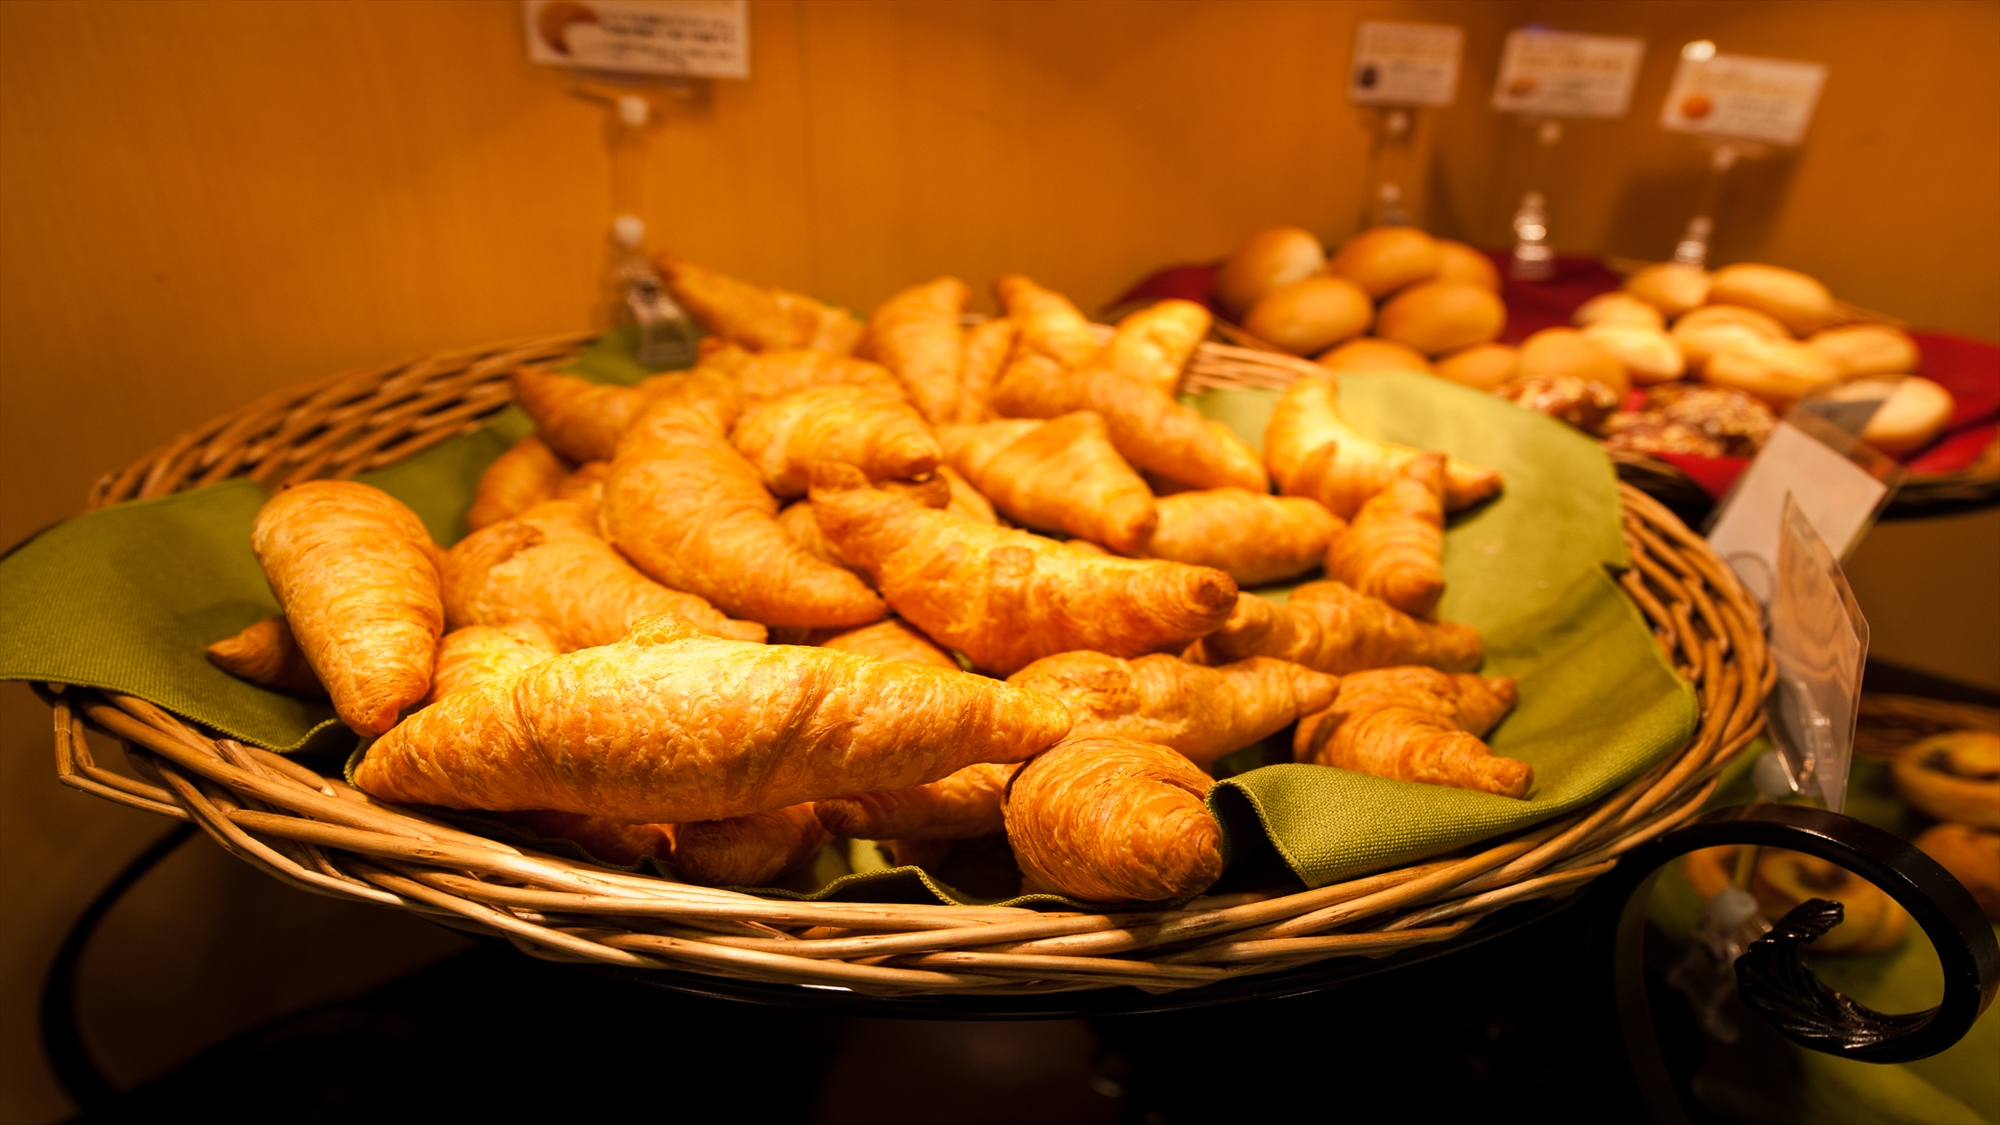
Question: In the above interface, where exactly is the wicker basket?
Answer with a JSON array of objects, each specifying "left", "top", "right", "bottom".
[{"left": 43, "top": 331, "right": 1772, "bottom": 998}]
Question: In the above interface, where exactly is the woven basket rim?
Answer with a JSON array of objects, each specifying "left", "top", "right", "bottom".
[{"left": 48, "top": 331, "right": 1773, "bottom": 997}]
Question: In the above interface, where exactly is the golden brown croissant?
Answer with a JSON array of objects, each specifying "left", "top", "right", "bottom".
[
  {"left": 864, "top": 277, "right": 967, "bottom": 424},
  {"left": 1323, "top": 452, "right": 1446, "bottom": 620},
  {"left": 1294, "top": 666, "right": 1526, "bottom": 797},
  {"left": 555, "top": 460, "right": 609, "bottom": 503},
  {"left": 942, "top": 412, "right": 1157, "bottom": 553},
  {"left": 955, "top": 318, "right": 1019, "bottom": 423},
  {"left": 511, "top": 367, "right": 668, "bottom": 463},
  {"left": 467, "top": 435, "right": 572, "bottom": 532},
  {"left": 252, "top": 481, "right": 443, "bottom": 736},
  {"left": 814, "top": 761, "right": 1017, "bottom": 840},
  {"left": 657, "top": 253, "right": 863, "bottom": 355},
  {"left": 1101, "top": 299, "right": 1210, "bottom": 397},
  {"left": 601, "top": 373, "right": 887, "bottom": 628},
  {"left": 671, "top": 804, "right": 830, "bottom": 886},
  {"left": 1192, "top": 580, "right": 1481, "bottom": 675},
  {"left": 939, "top": 465, "right": 1000, "bottom": 524},
  {"left": 206, "top": 616, "right": 325, "bottom": 697},
  {"left": 776, "top": 478, "right": 953, "bottom": 579},
  {"left": 816, "top": 617, "right": 959, "bottom": 668},
  {"left": 353, "top": 612, "right": 1073, "bottom": 822},
  {"left": 996, "top": 274, "right": 1102, "bottom": 370},
  {"left": 422, "top": 622, "right": 560, "bottom": 705},
  {"left": 445, "top": 498, "right": 766, "bottom": 647},
  {"left": 811, "top": 463, "right": 1239, "bottom": 676},
  {"left": 1148, "top": 489, "right": 1344, "bottom": 586},
  {"left": 699, "top": 340, "right": 910, "bottom": 403},
  {"left": 1009, "top": 651, "right": 1338, "bottom": 768},
  {"left": 1005, "top": 737, "right": 1223, "bottom": 902},
  {"left": 1266, "top": 371, "right": 1501, "bottom": 518},
  {"left": 731, "top": 385, "right": 942, "bottom": 497},
  {"left": 991, "top": 353, "right": 1268, "bottom": 493}
]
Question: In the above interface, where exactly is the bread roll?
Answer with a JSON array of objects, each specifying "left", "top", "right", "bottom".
[
  {"left": 1434, "top": 343, "right": 1518, "bottom": 391},
  {"left": 1243, "top": 276, "right": 1373, "bottom": 355},
  {"left": 1329, "top": 226, "right": 1442, "bottom": 298},
  {"left": 1517, "top": 328, "right": 1627, "bottom": 397},
  {"left": 1701, "top": 337, "right": 1839, "bottom": 407},
  {"left": 1215, "top": 227, "right": 1326, "bottom": 318},
  {"left": 1914, "top": 824, "right": 2000, "bottom": 919},
  {"left": 1581, "top": 323, "right": 1685, "bottom": 385},
  {"left": 1623, "top": 263, "right": 1711, "bottom": 318},
  {"left": 1710, "top": 263, "right": 1839, "bottom": 336},
  {"left": 1816, "top": 376, "right": 1956, "bottom": 457},
  {"left": 1434, "top": 240, "right": 1500, "bottom": 291},
  {"left": 1894, "top": 731, "right": 2000, "bottom": 827},
  {"left": 1574, "top": 292, "right": 1665, "bottom": 331},
  {"left": 1807, "top": 324, "right": 1920, "bottom": 377},
  {"left": 1375, "top": 282, "right": 1507, "bottom": 357},
  {"left": 1671, "top": 305, "right": 1788, "bottom": 372},
  {"left": 1316, "top": 337, "right": 1433, "bottom": 374}
]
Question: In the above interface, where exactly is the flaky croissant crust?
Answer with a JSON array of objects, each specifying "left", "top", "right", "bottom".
[{"left": 1005, "top": 737, "right": 1224, "bottom": 903}]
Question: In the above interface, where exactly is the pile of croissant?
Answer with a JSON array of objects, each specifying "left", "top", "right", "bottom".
[{"left": 206, "top": 256, "right": 1528, "bottom": 904}]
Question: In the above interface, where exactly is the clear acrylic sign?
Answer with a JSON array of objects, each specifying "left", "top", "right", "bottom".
[
  {"left": 1767, "top": 496, "right": 1868, "bottom": 813},
  {"left": 524, "top": 0, "right": 749, "bottom": 79},
  {"left": 1349, "top": 22, "right": 1463, "bottom": 107},
  {"left": 1660, "top": 46, "right": 1825, "bottom": 146},
  {"left": 1705, "top": 414, "right": 1899, "bottom": 602},
  {"left": 1492, "top": 29, "right": 1646, "bottom": 118}
]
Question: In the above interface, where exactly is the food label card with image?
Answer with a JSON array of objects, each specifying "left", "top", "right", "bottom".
[
  {"left": 524, "top": 0, "right": 749, "bottom": 79},
  {"left": 1659, "top": 47, "right": 1826, "bottom": 146},
  {"left": 1491, "top": 28, "right": 1645, "bottom": 118},
  {"left": 1349, "top": 21, "right": 1463, "bottom": 107}
]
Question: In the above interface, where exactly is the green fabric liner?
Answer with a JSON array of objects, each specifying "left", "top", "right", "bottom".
[{"left": 2, "top": 332, "right": 1695, "bottom": 908}]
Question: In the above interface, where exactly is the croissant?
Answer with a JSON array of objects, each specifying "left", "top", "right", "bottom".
[
  {"left": 942, "top": 412, "right": 1157, "bottom": 552},
  {"left": 1148, "top": 489, "right": 1344, "bottom": 586},
  {"left": 814, "top": 761, "right": 1017, "bottom": 840},
  {"left": 206, "top": 616, "right": 325, "bottom": 697},
  {"left": 422, "top": 622, "right": 560, "bottom": 705},
  {"left": 657, "top": 253, "right": 863, "bottom": 355},
  {"left": 732, "top": 385, "right": 942, "bottom": 497},
  {"left": 811, "top": 464, "right": 1238, "bottom": 675},
  {"left": 1323, "top": 453, "right": 1446, "bottom": 620},
  {"left": 816, "top": 617, "right": 959, "bottom": 668},
  {"left": 1101, "top": 299, "right": 1210, "bottom": 397},
  {"left": 353, "top": 612, "right": 1073, "bottom": 822},
  {"left": 602, "top": 373, "right": 886, "bottom": 628},
  {"left": 467, "top": 435, "right": 573, "bottom": 532},
  {"left": 1192, "top": 580, "right": 1480, "bottom": 674},
  {"left": 700, "top": 341, "right": 909, "bottom": 403},
  {"left": 955, "top": 318, "right": 1019, "bottom": 423},
  {"left": 1005, "top": 737, "right": 1224, "bottom": 902},
  {"left": 996, "top": 274, "right": 1102, "bottom": 370},
  {"left": 939, "top": 465, "right": 1000, "bottom": 524},
  {"left": 555, "top": 460, "right": 609, "bottom": 503},
  {"left": 991, "top": 353, "right": 1268, "bottom": 493},
  {"left": 1294, "top": 666, "right": 1526, "bottom": 797},
  {"left": 499, "top": 810, "right": 673, "bottom": 867},
  {"left": 1009, "top": 651, "right": 1338, "bottom": 768},
  {"left": 864, "top": 277, "right": 967, "bottom": 424},
  {"left": 445, "top": 498, "right": 766, "bottom": 647},
  {"left": 252, "top": 481, "right": 443, "bottom": 736},
  {"left": 777, "top": 478, "right": 953, "bottom": 579},
  {"left": 672, "top": 804, "right": 831, "bottom": 887},
  {"left": 511, "top": 367, "right": 669, "bottom": 463},
  {"left": 1266, "top": 371, "right": 1502, "bottom": 518}
]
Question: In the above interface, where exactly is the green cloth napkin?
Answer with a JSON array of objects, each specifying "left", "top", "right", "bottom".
[{"left": 0, "top": 336, "right": 1695, "bottom": 903}]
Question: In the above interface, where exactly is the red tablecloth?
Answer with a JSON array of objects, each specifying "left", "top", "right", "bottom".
[{"left": 1114, "top": 256, "right": 2000, "bottom": 498}]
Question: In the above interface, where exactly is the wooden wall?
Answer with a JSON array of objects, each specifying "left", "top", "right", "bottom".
[{"left": 2, "top": 1, "right": 1996, "bottom": 1117}]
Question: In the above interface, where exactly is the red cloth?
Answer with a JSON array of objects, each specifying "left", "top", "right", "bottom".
[{"left": 1113, "top": 255, "right": 2000, "bottom": 498}]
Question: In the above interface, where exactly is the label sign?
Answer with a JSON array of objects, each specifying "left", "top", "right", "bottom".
[
  {"left": 1706, "top": 418, "right": 1897, "bottom": 602},
  {"left": 1349, "top": 21, "right": 1463, "bottom": 107},
  {"left": 524, "top": 0, "right": 749, "bottom": 79},
  {"left": 1491, "top": 29, "right": 1645, "bottom": 118},
  {"left": 1660, "top": 47, "right": 1826, "bottom": 146}
]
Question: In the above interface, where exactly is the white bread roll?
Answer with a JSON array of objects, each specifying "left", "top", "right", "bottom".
[
  {"left": 1624, "top": 263, "right": 1711, "bottom": 318},
  {"left": 1434, "top": 343, "right": 1519, "bottom": 391},
  {"left": 1316, "top": 336, "right": 1434, "bottom": 374},
  {"left": 1709, "top": 263, "right": 1839, "bottom": 336},
  {"left": 1435, "top": 240, "right": 1500, "bottom": 291},
  {"left": 1807, "top": 325, "right": 1920, "bottom": 377},
  {"left": 1582, "top": 323, "right": 1685, "bottom": 385},
  {"left": 1574, "top": 292, "right": 1666, "bottom": 331},
  {"left": 1518, "top": 328, "right": 1628, "bottom": 398}
]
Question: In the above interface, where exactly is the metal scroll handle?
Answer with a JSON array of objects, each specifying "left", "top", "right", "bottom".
[{"left": 1593, "top": 803, "right": 1999, "bottom": 1125}]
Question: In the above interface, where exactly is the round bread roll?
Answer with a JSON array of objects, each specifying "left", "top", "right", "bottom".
[
  {"left": 1316, "top": 336, "right": 1434, "bottom": 374},
  {"left": 1375, "top": 281, "right": 1507, "bottom": 356},
  {"left": 1329, "top": 226, "right": 1442, "bottom": 298},
  {"left": 1671, "top": 305, "right": 1789, "bottom": 373},
  {"left": 1214, "top": 226, "right": 1327, "bottom": 318},
  {"left": 1914, "top": 824, "right": 2000, "bottom": 920},
  {"left": 1517, "top": 327, "right": 1627, "bottom": 397},
  {"left": 1435, "top": 342, "right": 1518, "bottom": 390},
  {"left": 1582, "top": 323, "right": 1685, "bottom": 385},
  {"left": 1243, "top": 275, "right": 1373, "bottom": 355},
  {"left": 1574, "top": 292, "right": 1666, "bottom": 331},
  {"left": 1709, "top": 263, "right": 1839, "bottom": 336},
  {"left": 1807, "top": 324, "right": 1921, "bottom": 377},
  {"left": 1435, "top": 239, "right": 1500, "bottom": 291},
  {"left": 1701, "top": 337, "right": 1839, "bottom": 407},
  {"left": 1624, "top": 263, "right": 1711, "bottom": 318},
  {"left": 1813, "top": 376, "right": 1955, "bottom": 457},
  {"left": 1893, "top": 731, "right": 2000, "bottom": 828}
]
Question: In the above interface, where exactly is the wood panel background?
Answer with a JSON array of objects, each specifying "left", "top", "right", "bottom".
[{"left": 1, "top": 1, "right": 1996, "bottom": 1118}]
